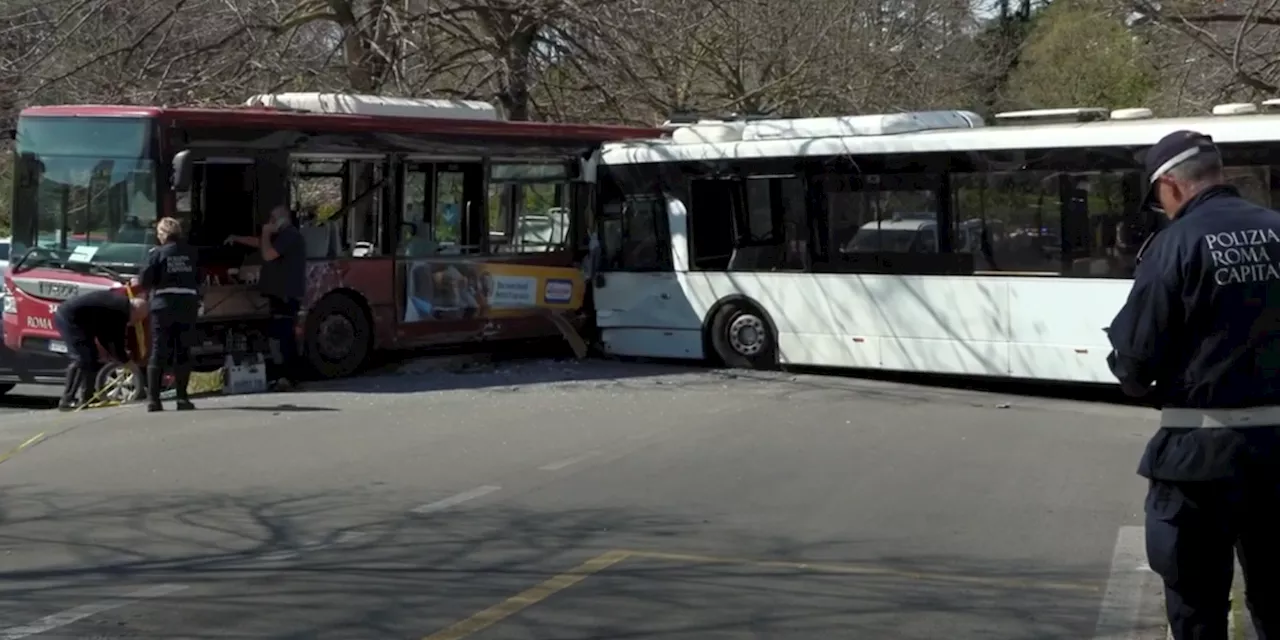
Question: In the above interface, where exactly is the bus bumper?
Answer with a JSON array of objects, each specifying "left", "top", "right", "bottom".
[{"left": 0, "top": 319, "right": 68, "bottom": 386}]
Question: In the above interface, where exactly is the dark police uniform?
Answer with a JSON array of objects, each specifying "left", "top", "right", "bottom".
[
  {"left": 257, "top": 224, "right": 306, "bottom": 383},
  {"left": 1108, "top": 131, "right": 1280, "bottom": 639},
  {"left": 138, "top": 239, "right": 201, "bottom": 410},
  {"left": 53, "top": 289, "right": 130, "bottom": 410}
]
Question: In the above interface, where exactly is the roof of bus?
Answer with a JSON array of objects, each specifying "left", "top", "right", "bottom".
[
  {"left": 19, "top": 104, "right": 664, "bottom": 143},
  {"left": 600, "top": 112, "right": 1280, "bottom": 165}
]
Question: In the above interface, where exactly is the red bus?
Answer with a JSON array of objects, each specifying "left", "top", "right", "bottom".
[{"left": 1, "top": 93, "right": 662, "bottom": 392}]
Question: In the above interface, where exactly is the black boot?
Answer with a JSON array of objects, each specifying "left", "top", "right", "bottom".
[
  {"left": 146, "top": 366, "right": 164, "bottom": 412},
  {"left": 58, "top": 365, "right": 82, "bottom": 411},
  {"left": 174, "top": 365, "right": 194, "bottom": 411},
  {"left": 77, "top": 365, "right": 97, "bottom": 408}
]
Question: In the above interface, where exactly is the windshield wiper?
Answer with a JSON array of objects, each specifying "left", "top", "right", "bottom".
[
  {"left": 87, "top": 263, "right": 126, "bottom": 282},
  {"left": 9, "top": 246, "right": 61, "bottom": 275}
]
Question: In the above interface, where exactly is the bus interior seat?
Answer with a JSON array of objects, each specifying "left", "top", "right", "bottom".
[
  {"left": 301, "top": 221, "right": 340, "bottom": 259},
  {"left": 115, "top": 223, "right": 156, "bottom": 246},
  {"left": 401, "top": 234, "right": 439, "bottom": 257},
  {"left": 728, "top": 245, "right": 782, "bottom": 271}
]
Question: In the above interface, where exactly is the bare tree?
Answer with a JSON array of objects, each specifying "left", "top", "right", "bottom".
[
  {"left": 1127, "top": 0, "right": 1280, "bottom": 112},
  {"left": 531, "top": 0, "right": 985, "bottom": 126}
]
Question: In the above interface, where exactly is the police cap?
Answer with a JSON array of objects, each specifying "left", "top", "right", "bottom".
[{"left": 1141, "top": 129, "right": 1220, "bottom": 214}]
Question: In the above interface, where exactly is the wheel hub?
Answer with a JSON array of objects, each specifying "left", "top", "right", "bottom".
[
  {"left": 103, "top": 366, "right": 140, "bottom": 402},
  {"left": 317, "top": 314, "right": 356, "bottom": 362},
  {"left": 727, "top": 314, "right": 767, "bottom": 356}
]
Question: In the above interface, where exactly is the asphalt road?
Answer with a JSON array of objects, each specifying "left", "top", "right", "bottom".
[
  {"left": 0, "top": 360, "right": 1219, "bottom": 639},
  {"left": 0, "top": 384, "right": 60, "bottom": 414}
]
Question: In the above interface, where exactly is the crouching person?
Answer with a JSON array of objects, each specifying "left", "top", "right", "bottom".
[{"left": 53, "top": 291, "right": 147, "bottom": 411}]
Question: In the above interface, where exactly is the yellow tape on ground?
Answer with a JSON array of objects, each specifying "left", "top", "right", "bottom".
[
  {"left": 74, "top": 377, "right": 124, "bottom": 412},
  {"left": 0, "top": 432, "right": 46, "bottom": 465}
]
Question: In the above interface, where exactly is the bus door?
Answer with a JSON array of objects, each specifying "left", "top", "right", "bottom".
[
  {"left": 177, "top": 156, "right": 258, "bottom": 246},
  {"left": 173, "top": 153, "right": 286, "bottom": 325},
  {"left": 395, "top": 160, "right": 490, "bottom": 345}
]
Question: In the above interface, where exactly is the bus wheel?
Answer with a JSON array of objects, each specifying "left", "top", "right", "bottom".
[
  {"left": 95, "top": 362, "right": 146, "bottom": 404},
  {"left": 710, "top": 301, "right": 777, "bottom": 370},
  {"left": 305, "top": 294, "right": 371, "bottom": 379}
]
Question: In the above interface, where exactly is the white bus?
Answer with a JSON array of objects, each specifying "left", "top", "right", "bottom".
[{"left": 590, "top": 103, "right": 1280, "bottom": 383}]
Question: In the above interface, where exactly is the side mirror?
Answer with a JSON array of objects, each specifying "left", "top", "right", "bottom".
[{"left": 172, "top": 150, "right": 193, "bottom": 191}]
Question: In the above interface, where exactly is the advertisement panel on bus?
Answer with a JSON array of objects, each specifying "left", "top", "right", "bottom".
[{"left": 402, "top": 261, "right": 584, "bottom": 322}]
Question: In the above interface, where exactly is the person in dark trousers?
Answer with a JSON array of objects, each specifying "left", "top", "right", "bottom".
[
  {"left": 136, "top": 217, "right": 201, "bottom": 412},
  {"left": 226, "top": 205, "right": 307, "bottom": 389},
  {"left": 1107, "top": 130, "right": 1280, "bottom": 640},
  {"left": 53, "top": 290, "right": 147, "bottom": 411}
]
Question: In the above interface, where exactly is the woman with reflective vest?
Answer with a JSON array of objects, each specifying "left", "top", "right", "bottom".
[{"left": 135, "top": 217, "right": 201, "bottom": 412}]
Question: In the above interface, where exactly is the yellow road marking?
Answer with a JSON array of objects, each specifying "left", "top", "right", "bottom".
[
  {"left": 423, "top": 546, "right": 1101, "bottom": 639},
  {"left": 0, "top": 432, "right": 46, "bottom": 466},
  {"left": 624, "top": 549, "right": 1101, "bottom": 593},
  {"left": 422, "top": 550, "right": 632, "bottom": 640}
]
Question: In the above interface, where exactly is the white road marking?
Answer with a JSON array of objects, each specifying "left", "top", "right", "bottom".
[
  {"left": 1095, "top": 527, "right": 1254, "bottom": 639},
  {"left": 259, "top": 531, "right": 367, "bottom": 563},
  {"left": 539, "top": 451, "right": 599, "bottom": 471},
  {"left": 1094, "top": 525, "right": 1164, "bottom": 639},
  {"left": 1233, "top": 556, "right": 1259, "bottom": 640},
  {"left": 412, "top": 485, "right": 501, "bottom": 514},
  {"left": 0, "top": 583, "right": 187, "bottom": 639}
]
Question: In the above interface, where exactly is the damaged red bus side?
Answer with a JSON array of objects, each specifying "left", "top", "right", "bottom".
[{"left": 1, "top": 94, "right": 662, "bottom": 390}]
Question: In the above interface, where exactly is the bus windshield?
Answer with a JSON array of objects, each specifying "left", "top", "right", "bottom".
[{"left": 10, "top": 116, "right": 159, "bottom": 274}]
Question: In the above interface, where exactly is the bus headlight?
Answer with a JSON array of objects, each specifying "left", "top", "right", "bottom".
[{"left": 2, "top": 283, "right": 15, "bottom": 314}]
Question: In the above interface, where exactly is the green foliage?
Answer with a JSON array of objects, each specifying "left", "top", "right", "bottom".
[{"left": 1003, "top": 0, "right": 1157, "bottom": 111}]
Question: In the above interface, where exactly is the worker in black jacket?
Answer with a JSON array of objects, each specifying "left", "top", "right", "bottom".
[
  {"left": 1107, "top": 130, "right": 1280, "bottom": 639},
  {"left": 136, "top": 217, "right": 201, "bottom": 412},
  {"left": 225, "top": 204, "right": 307, "bottom": 389},
  {"left": 53, "top": 289, "right": 147, "bottom": 411}
]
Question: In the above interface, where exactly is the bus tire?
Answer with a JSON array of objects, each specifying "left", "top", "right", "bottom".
[
  {"left": 709, "top": 301, "right": 777, "bottom": 370},
  {"left": 95, "top": 361, "right": 146, "bottom": 404},
  {"left": 305, "top": 293, "right": 372, "bottom": 379}
]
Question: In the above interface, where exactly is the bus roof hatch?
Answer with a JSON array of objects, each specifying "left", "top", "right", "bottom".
[
  {"left": 992, "top": 107, "right": 1109, "bottom": 124},
  {"left": 243, "top": 93, "right": 501, "bottom": 121},
  {"left": 741, "top": 111, "right": 984, "bottom": 141}
]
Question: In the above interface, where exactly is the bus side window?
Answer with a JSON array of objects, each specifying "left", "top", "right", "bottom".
[
  {"left": 487, "top": 163, "right": 572, "bottom": 255},
  {"left": 600, "top": 195, "right": 668, "bottom": 272},
  {"left": 1060, "top": 171, "right": 1136, "bottom": 278},
  {"left": 290, "top": 158, "right": 346, "bottom": 259},
  {"left": 780, "top": 177, "right": 810, "bottom": 270},
  {"left": 1224, "top": 164, "right": 1272, "bottom": 207},
  {"left": 731, "top": 175, "right": 808, "bottom": 272},
  {"left": 398, "top": 164, "right": 435, "bottom": 258},
  {"left": 346, "top": 158, "right": 389, "bottom": 258},
  {"left": 827, "top": 172, "right": 941, "bottom": 270},
  {"left": 743, "top": 179, "right": 776, "bottom": 244},
  {"left": 1272, "top": 164, "right": 1280, "bottom": 208},
  {"left": 951, "top": 172, "right": 1061, "bottom": 274},
  {"left": 689, "top": 178, "right": 738, "bottom": 271}
]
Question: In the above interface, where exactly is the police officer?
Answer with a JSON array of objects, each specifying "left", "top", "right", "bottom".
[
  {"left": 136, "top": 217, "right": 201, "bottom": 412},
  {"left": 1108, "top": 130, "right": 1280, "bottom": 639},
  {"left": 53, "top": 290, "right": 147, "bottom": 411}
]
